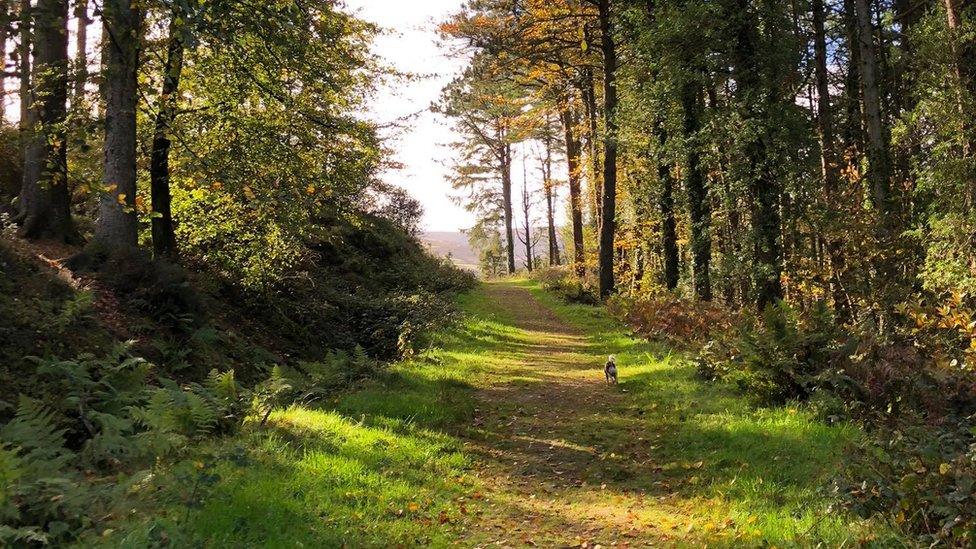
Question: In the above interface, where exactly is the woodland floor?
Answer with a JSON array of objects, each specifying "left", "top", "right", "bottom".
[{"left": 121, "top": 280, "right": 894, "bottom": 547}]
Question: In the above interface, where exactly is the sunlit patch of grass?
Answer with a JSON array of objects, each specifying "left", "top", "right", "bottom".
[
  {"left": 517, "top": 279, "right": 900, "bottom": 546},
  {"left": 107, "top": 280, "right": 899, "bottom": 547}
]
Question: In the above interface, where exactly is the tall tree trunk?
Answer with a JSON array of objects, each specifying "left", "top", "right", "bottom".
[
  {"left": 17, "top": 0, "right": 77, "bottom": 241},
  {"left": 581, "top": 68, "right": 602, "bottom": 231},
  {"left": 682, "top": 80, "right": 711, "bottom": 301},
  {"left": 0, "top": 1, "right": 9, "bottom": 117},
  {"left": 597, "top": 0, "right": 617, "bottom": 298},
  {"left": 501, "top": 141, "right": 516, "bottom": 274},
  {"left": 945, "top": 0, "right": 976, "bottom": 205},
  {"left": 732, "top": 0, "right": 784, "bottom": 309},
  {"left": 842, "top": 0, "right": 865, "bottom": 155},
  {"left": 92, "top": 0, "right": 141, "bottom": 251},
  {"left": 17, "top": 0, "right": 28, "bottom": 130},
  {"left": 855, "top": 0, "right": 901, "bottom": 307},
  {"left": 656, "top": 120, "right": 679, "bottom": 291},
  {"left": 520, "top": 166, "right": 533, "bottom": 272},
  {"left": 854, "top": 0, "right": 893, "bottom": 213},
  {"left": 150, "top": 15, "right": 184, "bottom": 259},
  {"left": 813, "top": 0, "right": 851, "bottom": 320},
  {"left": 542, "top": 127, "right": 560, "bottom": 266},
  {"left": 72, "top": 0, "right": 87, "bottom": 103},
  {"left": 560, "top": 105, "right": 585, "bottom": 275}
]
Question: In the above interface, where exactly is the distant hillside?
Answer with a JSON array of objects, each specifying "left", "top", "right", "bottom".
[
  {"left": 422, "top": 231, "right": 479, "bottom": 271},
  {"left": 422, "top": 230, "right": 565, "bottom": 273}
]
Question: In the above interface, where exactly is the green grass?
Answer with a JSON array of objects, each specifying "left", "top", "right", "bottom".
[
  {"left": 101, "top": 279, "right": 897, "bottom": 547},
  {"left": 513, "top": 280, "right": 897, "bottom": 546}
]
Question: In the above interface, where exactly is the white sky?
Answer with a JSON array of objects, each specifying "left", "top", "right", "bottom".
[{"left": 345, "top": 0, "right": 475, "bottom": 232}]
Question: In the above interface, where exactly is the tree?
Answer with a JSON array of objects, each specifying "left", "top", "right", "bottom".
[
  {"left": 438, "top": 58, "right": 525, "bottom": 275},
  {"left": 595, "top": 0, "right": 618, "bottom": 298},
  {"left": 517, "top": 158, "right": 537, "bottom": 271},
  {"left": 540, "top": 131, "right": 562, "bottom": 267},
  {"left": 560, "top": 103, "right": 586, "bottom": 274},
  {"left": 73, "top": 0, "right": 88, "bottom": 103},
  {"left": 812, "top": 0, "right": 850, "bottom": 319},
  {"left": 149, "top": 3, "right": 195, "bottom": 259},
  {"left": 15, "top": 0, "right": 77, "bottom": 242},
  {"left": 91, "top": 0, "right": 142, "bottom": 252},
  {"left": 945, "top": 0, "right": 976, "bottom": 200}
]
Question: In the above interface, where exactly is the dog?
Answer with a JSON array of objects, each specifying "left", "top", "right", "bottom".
[{"left": 604, "top": 355, "right": 618, "bottom": 385}]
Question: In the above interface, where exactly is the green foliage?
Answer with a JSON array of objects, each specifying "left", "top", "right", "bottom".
[
  {"left": 533, "top": 266, "right": 600, "bottom": 305},
  {"left": 0, "top": 398, "right": 90, "bottom": 545},
  {"left": 835, "top": 420, "right": 976, "bottom": 546},
  {"left": 696, "top": 301, "right": 842, "bottom": 406}
]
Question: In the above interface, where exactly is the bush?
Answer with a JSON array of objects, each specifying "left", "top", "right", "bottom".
[
  {"left": 0, "top": 346, "right": 252, "bottom": 544},
  {"left": 534, "top": 266, "right": 599, "bottom": 305},
  {"left": 834, "top": 419, "right": 976, "bottom": 546},
  {"left": 609, "top": 293, "right": 735, "bottom": 347},
  {"left": 703, "top": 301, "right": 843, "bottom": 405}
]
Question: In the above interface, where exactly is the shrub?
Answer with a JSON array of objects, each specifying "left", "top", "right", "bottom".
[
  {"left": 696, "top": 301, "right": 843, "bottom": 406},
  {"left": 834, "top": 419, "right": 976, "bottom": 546},
  {"left": 534, "top": 266, "right": 599, "bottom": 305},
  {"left": 0, "top": 346, "right": 257, "bottom": 545},
  {"left": 609, "top": 293, "right": 735, "bottom": 347}
]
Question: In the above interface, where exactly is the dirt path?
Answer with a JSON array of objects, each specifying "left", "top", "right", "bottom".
[{"left": 460, "top": 283, "right": 682, "bottom": 548}]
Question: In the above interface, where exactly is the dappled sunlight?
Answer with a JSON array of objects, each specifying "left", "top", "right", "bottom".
[{"left": 161, "top": 280, "right": 890, "bottom": 547}]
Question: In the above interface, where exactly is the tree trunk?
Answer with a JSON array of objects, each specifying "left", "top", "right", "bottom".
[
  {"left": 520, "top": 168, "right": 533, "bottom": 272},
  {"left": 581, "top": 68, "right": 602, "bottom": 231},
  {"left": 842, "top": 0, "right": 865, "bottom": 155},
  {"left": 657, "top": 120, "right": 679, "bottom": 291},
  {"left": 682, "top": 80, "right": 711, "bottom": 301},
  {"left": 73, "top": 0, "right": 87, "bottom": 103},
  {"left": 18, "top": 0, "right": 77, "bottom": 242},
  {"left": 597, "top": 0, "right": 617, "bottom": 298},
  {"left": 93, "top": 0, "right": 141, "bottom": 251},
  {"left": 732, "top": 0, "right": 784, "bottom": 310},
  {"left": 945, "top": 0, "right": 976, "bottom": 205},
  {"left": 0, "top": 1, "right": 9, "bottom": 116},
  {"left": 542, "top": 128, "right": 560, "bottom": 266},
  {"left": 854, "top": 0, "right": 893, "bottom": 213},
  {"left": 17, "top": 0, "right": 28, "bottom": 130},
  {"left": 501, "top": 141, "right": 516, "bottom": 274},
  {"left": 150, "top": 15, "right": 184, "bottom": 259},
  {"left": 560, "top": 105, "right": 585, "bottom": 276},
  {"left": 813, "top": 0, "right": 851, "bottom": 320}
]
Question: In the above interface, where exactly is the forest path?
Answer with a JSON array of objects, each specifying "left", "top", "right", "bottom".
[{"left": 458, "top": 282, "right": 689, "bottom": 547}]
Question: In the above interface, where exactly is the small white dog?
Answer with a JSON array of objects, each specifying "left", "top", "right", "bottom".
[{"left": 604, "top": 355, "right": 618, "bottom": 385}]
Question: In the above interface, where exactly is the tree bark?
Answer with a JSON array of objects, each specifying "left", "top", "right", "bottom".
[
  {"left": 150, "top": 14, "right": 184, "bottom": 259},
  {"left": 581, "top": 67, "right": 602, "bottom": 231},
  {"left": 542, "top": 126, "right": 560, "bottom": 266},
  {"left": 732, "top": 0, "right": 784, "bottom": 310},
  {"left": 501, "top": 141, "right": 516, "bottom": 274},
  {"left": 656, "top": 120, "right": 679, "bottom": 291},
  {"left": 597, "top": 0, "right": 617, "bottom": 298},
  {"left": 93, "top": 0, "right": 141, "bottom": 251},
  {"left": 945, "top": 0, "right": 976, "bottom": 173},
  {"left": 73, "top": 0, "right": 87, "bottom": 103},
  {"left": 682, "top": 80, "right": 711, "bottom": 301},
  {"left": 560, "top": 105, "right": 585, "bottom": 276},
  {"left": 854, "top": 0, "right": 893, "bottom": 213},
  {"left": 17, "top": 0, "right": 77, "bottom": 242},
  {"left": 17, "top": 0, "right": 28, "bottom": 130},
  {"left": 842, "top": 0, "right": 865, "bottom": 155},
  {"left": 813, "top": 0, "right": 851, "bottom": 320}
]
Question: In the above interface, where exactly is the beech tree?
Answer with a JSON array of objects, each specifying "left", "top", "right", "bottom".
[
  {"left": 91, "top": 0, "right": 141, "bottom": 253},
  {"left": 15, "top": 0, "right": 77, "bottom": 242}
]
